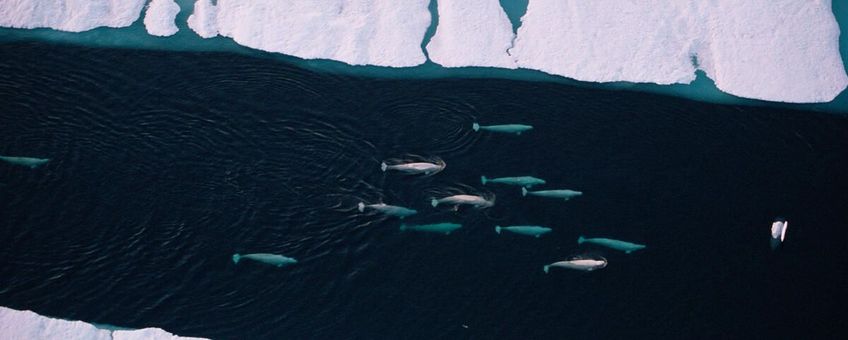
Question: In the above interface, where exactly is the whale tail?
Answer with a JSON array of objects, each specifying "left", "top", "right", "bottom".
[
  {"left": 521, "top": 187, "right": 528, "bottom": 197},
  {"left": 481, "top": 176, "right": 488, "bottom": 185},
  {"left": 232, "top": 254, "right": 241, "bottom": 264},
  {"left": 357, "top": 202, "right": 365, "bottom": 212},
  {"left": 472, "top": 122, "right": 480, "bottom": 131},
  {"left": 543, "top": 265, "right": 550, "bottom": 274},
  {"left": 431, "top": 198, "right": 439, "bottom": 207},
  {"left": 399, "top": 224, "right": 407, "bottom": 232},
  {"left": 380, "top": 162, "right": 388, "bottom": 172},
  {"left": 577, "top": 236, "right": 586, "bottom": 245},
  {"left": 495, "top": 226, "right": 501, "bottom": 234}
]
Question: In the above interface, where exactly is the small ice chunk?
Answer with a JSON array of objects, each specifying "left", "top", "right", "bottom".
[
  {"left": 144, "top": 0, "right": 181, "bottom": 37},
  {"left": 0, "top": 0, "right": 146, "bottom": 32},
  {"left": 187, "top": 0, "right": 432, "bottom": 67},
  {"left": 186, "top": 0, "right": 217, "bottom": 39},
  {"left": 426, "top": 0, "right": 516, "bottom": 68}
]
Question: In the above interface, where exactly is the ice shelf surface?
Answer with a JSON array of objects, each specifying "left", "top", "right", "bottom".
[
  {"left": 0, "top": 0, "right": 846, "bottom": 103},
  {"left": 0, "top": 306, "right": 207, "bottom": 340},
  {"left": 0, "top": 0, "right": 146, "bottom": 32},
  {"left": 426, "top": 0, "right": 516, "bottom": 68},
  {"left": 187, "top": 0, "right": 432, "bottom": 67}
]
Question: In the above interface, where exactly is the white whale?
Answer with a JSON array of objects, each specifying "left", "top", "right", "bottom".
[
  {"left": 0, "top": 155, "right": 50, "bottom": 169},
  {"left": 431, "top": 194, "right": 494, "bottom": 209},
  {"left": 381, "top": 160, "right": 445, "bottom": 175},
  {"left": 770, "top": 217, "right": 788, "bottom": 249},
  {"left": 357, "top": 202, "right": 417, "bottom": 219},
  {"left": 544, "top": 256, "right": 607, "bottom": 273}
]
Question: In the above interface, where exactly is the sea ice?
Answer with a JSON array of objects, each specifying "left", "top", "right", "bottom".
[
  {"left": 143, "top": 0, "right": 180, "bottom": 37},
  {"left": 510, "top": 0, "right": 700, "bottom": 85},
  {"left": 187, "top": 0, "right": 432, "bottom": 67},
  {"left": 0, "top": 0, "right": 145, "bottom": 32},
  {"left": 0, "top": 306, "right": 206, "bottom": 340},
  {"left": 510, "top": 0, "right": 847, "bottom": 103},
  {"left": 426, "top": 0, "right": 516, "bottom": 68},
  {"left": 698, "top": 0, "right": 848, "bottom": 103}
]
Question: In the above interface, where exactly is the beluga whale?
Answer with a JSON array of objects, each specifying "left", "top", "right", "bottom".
[
  {"left": 0, "top": 155, "right": 49, "bottom": 169},
  {"left": 431, "top": 194, "right": 494, "bottom": 209},
  {"left": 770, "top": 217, "right": 788, "bottom": 249},
  {"left": 400, "top": 222, "right": 462, "bottom": 235},
  {"left": 358, "top": 202, "right": 418, "bottom": 219},
  {"left": 381, "top": 158, "right": 445, "bottom": 176},
  {"left": 495, "top": 225, "right": 552, "bottom": 238},
  {"left": 232, "top": 253, "right": 298, "bottom": 267},
  {"left": 522, "top": 187, "right": 582, "bottom": 201},
  {"left": 472, "top": 122, "right": 533, "bottom": 135},
  {"left": 544, "top": 256, "right": 607, "bottom": 273},
  {"left": 578, "top": 236, "right": 645, "bottom": 254},
  {"left": 481, "top": 175, "right": 545, "bottom": 188}
]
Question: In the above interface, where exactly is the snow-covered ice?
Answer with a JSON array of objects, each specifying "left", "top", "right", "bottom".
[
  {"left": 698, "top": 0, "right": 847, "bottom": 103},
  {"left": 0, "top": 306, "right": 207, "bottom": 340},
  {"left": 510, "top": 0, "right": 700, "bottom": 85},
  {"left": 426, "top": 0, "right": 516, "bottom": 68},
  {"left": 187, "top": 0, "right": 432, "bottom": 67},
  {"left": 0, "top": 0, "right": 145, "bottom": 32},
  {"left": 143, "top": 0, "right": 180, "bottom": 37},
  {"left": 0, "top": 0, "right": 846, "bottom": 103},
  {"left": 510, "top": 0, "right": 847, "bottom": 103},
  {"left": 186, "top": 0, "right": 216, "bottom": 39}
]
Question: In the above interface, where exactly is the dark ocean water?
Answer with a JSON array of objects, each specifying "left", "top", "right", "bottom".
[{"left": 1, "top": 42, "right": 847, "bottom": 339}]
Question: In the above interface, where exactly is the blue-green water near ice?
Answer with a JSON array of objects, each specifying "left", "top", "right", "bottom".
[
  {"left": 0, "top": 0, "right": 846, "bottom": 113},
  {"left": 1, "top": 41, "right": 848, "bottom": 339}
]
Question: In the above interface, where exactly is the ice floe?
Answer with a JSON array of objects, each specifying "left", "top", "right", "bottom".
[
  {"left": 0, "top": 0, "right": 145, "bottom": 32},
  {"left": 143, "top": 0, "right": 180, "bottom": 37},
  {"left": 0, "top": 0, "right": 845, "bottom": 103},
  {"left": 186, "top": 0, "right": 432, "bottom": 67},
  {"left": 0, "top": 306, "right": 206, "bottom": 340},
  {"left": 426, "top": 0, "right": 516, "bottom": 68},
  {"left": 697, "top": 0, "right": 847, "bottom": 103},
  {"left": 510, "top": 0, "right": 847, "bottom": 103}
]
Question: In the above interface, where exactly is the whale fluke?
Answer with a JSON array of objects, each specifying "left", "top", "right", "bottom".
[
  {"left": 380, "top": 162, "right": 388, "bottom": 172},
  {"left": 357, "top": 202, "right": 365, "bottom": 212},
  {"left": 495, "top": 226, "right": 501, "bottom": 234},
  {"left": 232, "top": 253, "right": 241, "bottom": 264},
  {"left": 521, "top": 187, "right": 528, "bottom": 196},
  {"left": 481, "top": 176, "right": 488, "bottom": 185},
  {"left": 543, "top": 265, "right": 550, "bottom": 274},
  {"left": 431, "top": 198, "right": 439, "bottom": 207},
  {"left": 472, "top": 122, "right": 480, "bottom": 131},
  {"left": 577, "top": 236, "right": 586, "bottom": 244}
]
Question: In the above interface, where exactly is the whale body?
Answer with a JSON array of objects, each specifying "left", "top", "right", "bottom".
[
  {"left": 431, "top": 194, "right": 494, "bottom": 208},
  {"left": 381, "top": 160, "right": 445, "bottom": 175},
  {"left": 522, "top": 187, "right": 582, "bottom": 201},
  {"left": 358, "top": 202, "right": 417, "bottom": 219},
  {"left": 770, "top": 217, "right": 788, "bottom": 249},
  {"left": 481, "top": 176, "right": 545, "bottom": 188},
  {"left": 0, "top": 155, "right": 50, "bottom": 169},
  {"left": 232, "top": 253, "right": 298, "bottom": 267},
  {"left": 578, "top": 236, "right": 645, "bottom": 254},
  {"left": 495, "top": 225, "right": 552, "bottom": 238},
  {"left": 472, "top": 122, "right": 533, "bottom": 135},
  {"left": 544, "top": 256, "right": 607, "bottom": 273},
  {"left": 400, "top": 222, "right": 462, "bottom": 235}
]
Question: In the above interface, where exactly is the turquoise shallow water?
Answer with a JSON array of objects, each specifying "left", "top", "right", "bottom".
[{"left": 0, "top": 0, "right": 846, "bottom": 113}]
